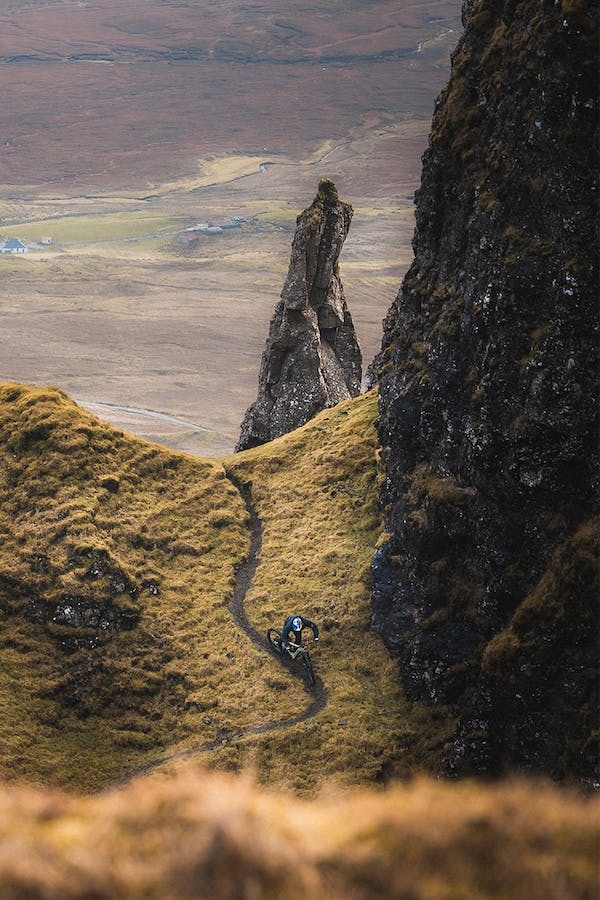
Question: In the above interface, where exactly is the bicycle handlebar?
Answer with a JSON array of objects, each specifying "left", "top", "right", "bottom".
[{"left": 283, "top": 638, "right": 317, "bottom": 657}]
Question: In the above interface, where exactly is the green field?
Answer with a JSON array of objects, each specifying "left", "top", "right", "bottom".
[{"left": 1, "top": 212, "right": 184, "bottom": 245}]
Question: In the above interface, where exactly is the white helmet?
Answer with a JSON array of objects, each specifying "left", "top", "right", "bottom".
[{"left": 292, "top": 616, "right": 303, "bottom": 631}]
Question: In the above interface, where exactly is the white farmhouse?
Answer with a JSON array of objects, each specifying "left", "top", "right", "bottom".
[{"left": 0, "top": 238, "right": 27, "bottom": 254}]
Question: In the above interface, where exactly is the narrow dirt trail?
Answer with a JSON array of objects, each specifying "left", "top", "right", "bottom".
[
  {"left": 116, "top": 469, "right": 327, "bottom": 785},
  {"left": 224, "top": 470, "right": 265, "bottom": 644},
  {"left": 225, "top": 469, "right": 328, "bottom": 714}
]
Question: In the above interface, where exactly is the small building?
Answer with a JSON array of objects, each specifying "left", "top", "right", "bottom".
[
  {"left": 210, "top": 217, "right": 243, "bottom": 230},
  {"left": 0, "top": 238, "right": 27, "bottom": 254}
]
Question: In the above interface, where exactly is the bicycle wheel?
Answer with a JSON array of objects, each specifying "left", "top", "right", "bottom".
[
  {"left": 267, "top": 628, "right": 282, "bottom": 653},
  {"left": 302, "top": 652, "right": 316, "bottom": 686}
]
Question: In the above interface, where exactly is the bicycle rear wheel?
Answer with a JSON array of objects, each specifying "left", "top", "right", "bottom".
[
  {"left": 302, "top": 652, "right": 316, "bottom": 686},
  {"left": 267, "top": 628, "right": 283, "bottom": 653}
]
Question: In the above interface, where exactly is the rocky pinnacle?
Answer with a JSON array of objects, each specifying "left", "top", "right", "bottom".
[{"left": 236, "top": 179, "right": 362, "bottom": 451}]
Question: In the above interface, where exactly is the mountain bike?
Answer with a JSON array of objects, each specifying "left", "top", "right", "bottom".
[{"left": 266, "top": 628, "right": 316, "bottom": 686}]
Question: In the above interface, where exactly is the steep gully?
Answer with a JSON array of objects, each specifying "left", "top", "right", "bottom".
[{"left": 118, "top": 472, "right": 327, "bottom": 783}]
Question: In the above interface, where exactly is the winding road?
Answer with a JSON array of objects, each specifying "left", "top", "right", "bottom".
[
  {"left": 80, "top": 401, "right": 210, "bottom": 432},
  {"left": 118, "top": 471, "right": 327, "bottom": 783}
]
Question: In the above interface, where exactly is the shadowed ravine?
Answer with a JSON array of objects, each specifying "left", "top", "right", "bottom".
[{"left": 117, "top": 469, "right": 327, "bottom": 785}]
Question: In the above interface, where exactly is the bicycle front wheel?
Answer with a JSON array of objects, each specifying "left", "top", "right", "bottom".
[{"left": 267, "top": 629, "right": 282, "bottom": 653}]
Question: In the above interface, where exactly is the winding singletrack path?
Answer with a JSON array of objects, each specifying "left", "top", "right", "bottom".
[
  {"left": 117, "top": 468, "right": 327, "bottom": 784},
  {"left": 225, "top": 469, "right": 328, "bottom": 711}
]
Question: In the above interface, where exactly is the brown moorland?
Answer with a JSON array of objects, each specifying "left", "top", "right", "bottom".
[
  {"left": 0, "top": 0, "right": 461, "bottom": 189},
  {"left": 0, "top": 0, "right": 462, "bottom": 454}
]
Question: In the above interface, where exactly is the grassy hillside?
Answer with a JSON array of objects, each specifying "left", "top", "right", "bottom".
[
  {"left": 222, "top": 393, "right": 455, "bottom": 788},
  {"left": 1, "top": 386, "right": 597, "bottom": 899},
  {"left": 0, "top": 383, "right": 251, "bottom": 788},
  {"left": 0, "top": 383, "right": 452, "bottom": 793},
  {"left": 1, "top": 764, "right": 598, "bottom": 900}
]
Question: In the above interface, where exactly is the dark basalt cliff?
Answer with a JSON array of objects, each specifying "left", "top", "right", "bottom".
[
  {"left": 369, "top": 0, "right": 598, "bottom": 780},
  {"left": 237, "top": 179, "right": 361, "bottom": 451}
]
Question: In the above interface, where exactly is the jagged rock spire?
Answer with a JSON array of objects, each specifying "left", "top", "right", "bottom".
[{"left": 236, "top": 179, "right": 362, "bottom": 451}]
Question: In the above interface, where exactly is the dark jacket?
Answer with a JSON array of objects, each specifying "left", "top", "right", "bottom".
[{"left": 280, "top": 614, "right": 319, "bottom": 647}]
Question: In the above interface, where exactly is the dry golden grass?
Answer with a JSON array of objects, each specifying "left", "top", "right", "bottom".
[
  {"left": 155, "top": 155, "right": 269, "bottom": 195},
  {"left": 0, "top": 763, "right": 597, "bottom": 899},
  {"left": 0, "top": 383, "right": 259, "bottom": 789},
  {"left": 0, "top": 383, "right": 453, "bottom": 793},
  {"left": 0, "top": 388, "right": 597, "bottom": 899},
  {"left": 216, "top": 391, "right": 455, "bottom": 789}
]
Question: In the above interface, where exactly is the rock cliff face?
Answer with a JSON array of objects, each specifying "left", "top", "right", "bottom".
[
  {"left": 369, "top": 0, "right": 598, "bottom": 780},
  {"left": 236, "top": 179, "right": 361, "bottom": 451}
]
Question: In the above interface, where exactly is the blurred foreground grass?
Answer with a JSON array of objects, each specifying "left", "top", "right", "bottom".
[{"left": 0, "top": 765, "right": 597, "bottom": 899}]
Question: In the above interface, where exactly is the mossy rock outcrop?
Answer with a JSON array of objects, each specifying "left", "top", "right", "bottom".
[{"left": 369, "top": 0, "right": 598, "bottom": 779}]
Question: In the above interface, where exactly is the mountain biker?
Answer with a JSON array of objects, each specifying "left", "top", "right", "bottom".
[{"left": 280, "top": 614, "right": 319, "bottom": 651}]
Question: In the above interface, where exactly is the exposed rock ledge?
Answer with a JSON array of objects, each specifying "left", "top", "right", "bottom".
[{"left": 236, "top": 179, "right": 362, "bottom": 451}]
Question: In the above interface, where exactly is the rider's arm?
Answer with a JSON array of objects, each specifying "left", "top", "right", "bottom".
[{"left": 302, "top": 618, "right": 319, "bottom": 640}]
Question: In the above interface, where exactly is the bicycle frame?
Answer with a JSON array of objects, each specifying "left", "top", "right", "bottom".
[
  {"left": 283, "top": 638, "right": 315, "bottom": 660},
  {"left": 267, "top": 628, "right": 317, "bottom": 686}
]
